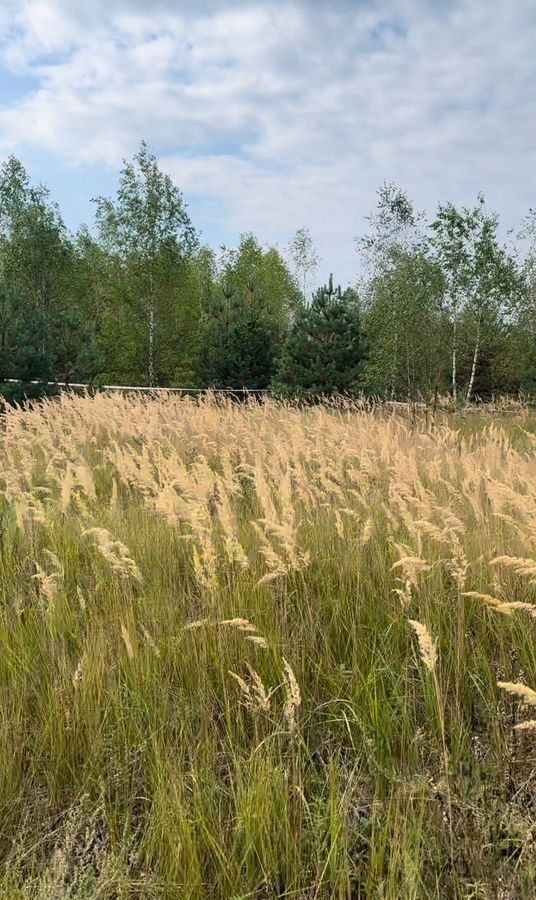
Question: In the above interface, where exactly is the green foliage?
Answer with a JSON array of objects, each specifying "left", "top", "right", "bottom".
[
  {"left": 357, "top": 184, "right": 446, "bottom": 400},
  {"left": 0, "top": 154, "right": 534, "bottom": 402},
  {"left": 359, "top": 182, "right": 424, "bottom": 268},
  {"left": 0, "top": 156, "right": 71, "bottom": 309},
  {"left": 508, "top": 210, "right": 536, "bottom": 396},
  {"left": 273, "top": 275, "right": 364, "bottom": 398},
  {"left": 457, "top": 315, "right": 519, "bottom": 400},
  {"left": 93, "top": 141, "right": 199, "bottom": 386},
  {"left": 287, "top": 226, "right": 321, "bottom": 302},
  {"left": 361, "top": 250, "right": 446, "bottom": 399},
  {"left": 0, "top": 284, "right": 58, "bottom": 403},
  {"left": 94, "top": 141, "right": 198, "bottom": 259},
  {"left": 219, "top": 233, "right": 301, "bottom": 339},
  {"left": 0, "top": 157, "right": 90, "bottom": 400},
  {"left": 198, "top": 289, "right": 279, "bottom": 389},
  {"left": 430, "top": 195, "right": 522, "bottom": 402}
]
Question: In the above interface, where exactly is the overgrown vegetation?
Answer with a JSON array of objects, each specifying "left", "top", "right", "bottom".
[
  {"left": 2, "top": 394, "right": 536, "bottom": 896},
  {"left": 1, "top": 146, "right": 535, "bottom": 402}
]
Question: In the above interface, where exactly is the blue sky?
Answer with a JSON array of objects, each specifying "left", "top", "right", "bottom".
[{"left": 0, "top": 0, "right": 534, "bottom": 286}]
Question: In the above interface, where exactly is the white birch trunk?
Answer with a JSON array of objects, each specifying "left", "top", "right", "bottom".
[
  {"left": 390, "top": 290, "right": 398, "bottom": 400},
  {"left": 391, "top": 330, "right": 398, "bottom": 400},
  {"left": 148, "top": 273, "right": 155, "bottom": 387},
  {"left": 148, "top": 302, "right": 155, "bottom": 387},
  {"left": 451, "top": 312, "right": 457, "bottom": 402},
  {"left": 465, "top": 315, "right": 481, "bottom": 405}
]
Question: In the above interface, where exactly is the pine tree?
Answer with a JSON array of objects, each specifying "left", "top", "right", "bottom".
[
  {"left": 273, "top": 275, "right": 364, "bottom": 398},
  {"left": 198, "top": 288, "right": 278, "bottom": 389},
  {"left": 0, "top": 284, "right": 58, "bottom": 403}
]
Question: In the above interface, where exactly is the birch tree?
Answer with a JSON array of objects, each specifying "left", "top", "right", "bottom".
[
  {"left": 0, "top": 156, "right": 86, "bottom": 393},
  {"left": 94, "top": 142, "right": 197, "bottom": 386},
  {"left": 219, "top": 234, "right": 301, "bottom": 340},
  {"left": 430, "top": 202, "right": 475, "bottom": 401},
  {"left": 357, "top": 183, "right": 441, "bottom": 399},
  {"left": 288, "top": 227, "right": 321, "bottom": 303},
  {"left": 431, "top": 197, "right": 519, "bottom": 403},
  {"left": 0, "top": 156, "right": 70, "bottom": 326},
  {"left": 362, "top": 251, "right": 445, "bottom": 400}
]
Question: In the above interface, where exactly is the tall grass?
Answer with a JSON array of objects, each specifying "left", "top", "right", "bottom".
[{"left": 1, "top": 393, "right": 536, "bottom": 897}]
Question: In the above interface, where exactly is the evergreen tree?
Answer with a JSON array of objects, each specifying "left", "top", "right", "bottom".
[
  {"left": 0, "top": 157, "right": 86, "bottom": 400},
  {"left": 0, "top": 283, "right": 57, "bottom": 403},
  {"left": 198, "top": 288, "right": 278, "bottom": 389},
  {"left": 273, "top": 275, "right": 364, "bottom": 398},
  {"left": 0, "top": 156, "right": 73, "bottom": 342}
]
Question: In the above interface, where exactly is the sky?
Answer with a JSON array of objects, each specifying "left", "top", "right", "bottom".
[{"left": 0, "top": 0, "right": 534, "bottom": 286}]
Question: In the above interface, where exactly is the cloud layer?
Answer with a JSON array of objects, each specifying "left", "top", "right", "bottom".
[{"left": 0, "top": 0, "right": 534, "bottom": 283}]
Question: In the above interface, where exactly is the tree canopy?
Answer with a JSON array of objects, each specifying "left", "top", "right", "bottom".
[
  {"left": 273, "top": 276, "right": 364, "bottom": 398},
  {"left": 0, "top": 149, "right": 532, "bottom": 405}
]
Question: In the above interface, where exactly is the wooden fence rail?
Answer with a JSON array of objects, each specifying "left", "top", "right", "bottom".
[{"left": 1, "top": 379, "right": 269, "bottom": 394}]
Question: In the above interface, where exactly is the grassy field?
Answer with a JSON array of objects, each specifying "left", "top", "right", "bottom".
[{"left": 2, "top": 394, "right": 536, "bottom": 898}]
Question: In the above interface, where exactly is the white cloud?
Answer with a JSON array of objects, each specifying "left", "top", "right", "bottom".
[{"left": 0, "top": 0, "right": 534, "bottom": 283}]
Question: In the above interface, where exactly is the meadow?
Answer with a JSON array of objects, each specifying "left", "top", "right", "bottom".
[{"left": 2, "top": 394, "right": 536, "bottom": 898}]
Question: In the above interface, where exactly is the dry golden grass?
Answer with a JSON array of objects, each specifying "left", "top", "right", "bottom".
[{"left": 2, "top": 393, "right": 536, "bottom": 896}]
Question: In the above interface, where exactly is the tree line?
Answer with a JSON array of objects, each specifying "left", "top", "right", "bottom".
[{"left": 0, "top": 141, "right": 534, "bottom": 404}]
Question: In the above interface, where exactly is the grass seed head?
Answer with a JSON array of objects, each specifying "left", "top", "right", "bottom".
[
  {"left": 497, "top": 681, "right": 536, "bottom": 707},
  {"left": 408, "top": 619, "right": 437, "bottom": 673}
]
